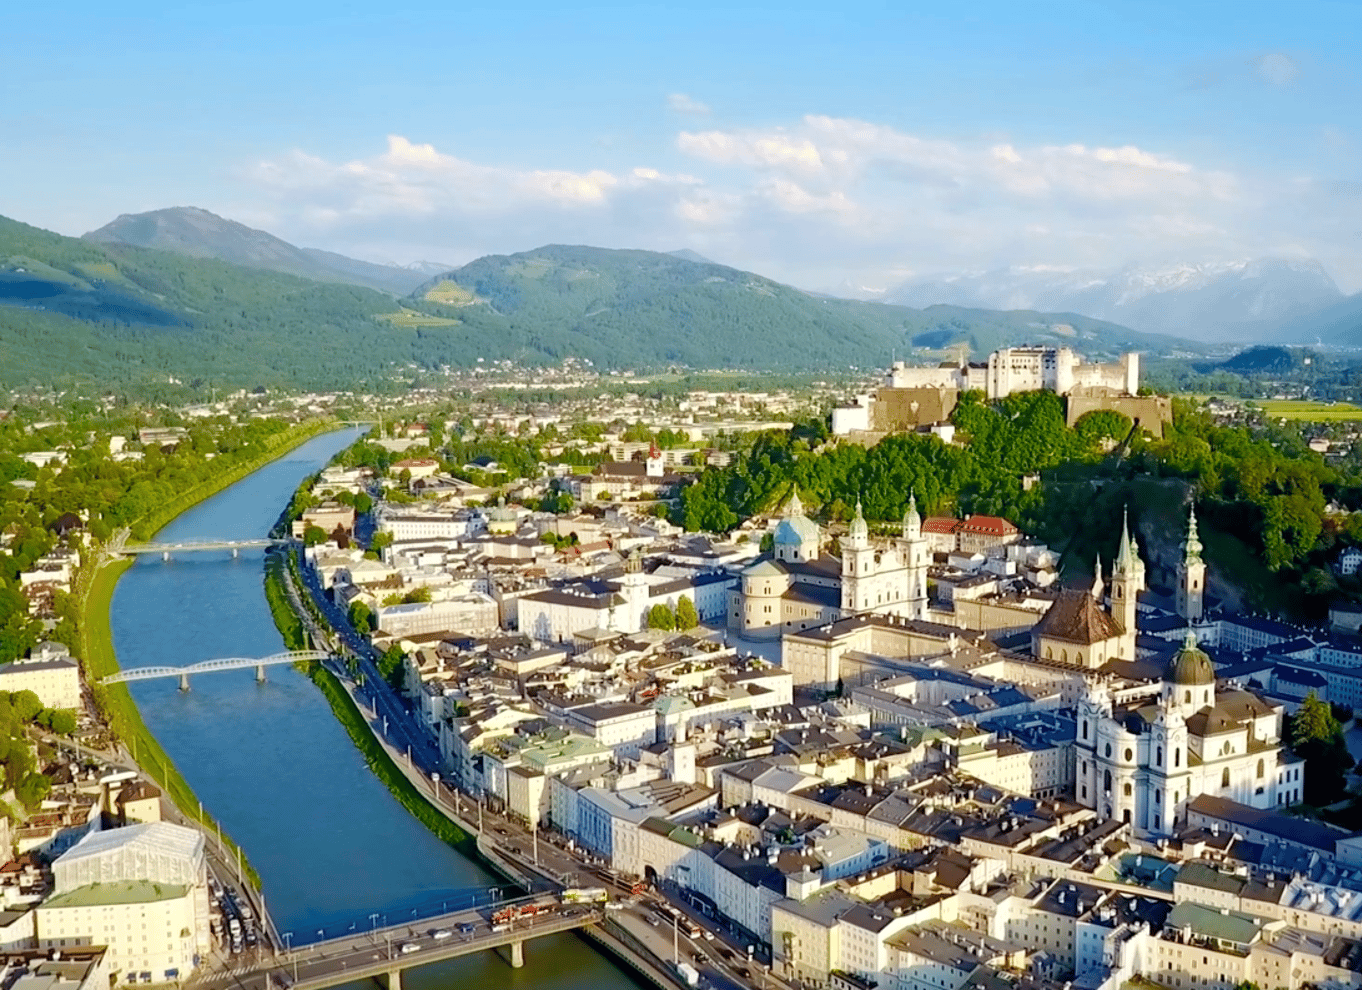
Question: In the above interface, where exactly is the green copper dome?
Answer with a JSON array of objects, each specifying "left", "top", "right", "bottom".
[{"left": 1166, "top": 632, "right": 1214, "bottom": 686}]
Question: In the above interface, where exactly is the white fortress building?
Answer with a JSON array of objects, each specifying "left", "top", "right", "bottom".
[{"left": 832, "top": 347, "right": 1165, "bottom": 438}]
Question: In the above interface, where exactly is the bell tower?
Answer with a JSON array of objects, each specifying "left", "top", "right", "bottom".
[
  {"left": 1110, "top": 509, "right": 1143, "bottom": 658},
  {"left": 1176, "top": 504, "right": 1206, "bottom": 623},
  {"left": 841, "top": 500, "right": 873, "bottom": 613},
  {"left": 899, "top": 492, "right": 929, "bottom": 619}
]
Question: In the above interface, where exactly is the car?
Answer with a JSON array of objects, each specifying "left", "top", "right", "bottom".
[
  {"left": 431, "top": 929, "right": 452, "bottom": 940},
  {"left": 737, "top": 968, "right": 751, "bottom": 980},
  {"left": 456, "top": 922, "right": 476, "bottom": 934},
  {"left": 399, "top": 942, "right": 421, "bottom": 955},
  {"left": 648, "top": 917, "right": 660, "bottom": 927},
  {"left": 718, "top": 947, "right": 735, "bottom": 961},
  {"left": 692, "top": 953, "right": 706, "bottom": 965}
]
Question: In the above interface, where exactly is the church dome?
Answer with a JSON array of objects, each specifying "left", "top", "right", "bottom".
[
  {"left": 774, "top": 515, "right": 820, "bottom": 546},
  {"left": 1166, "top": 633, "right": 1214, "bottom": 686}
]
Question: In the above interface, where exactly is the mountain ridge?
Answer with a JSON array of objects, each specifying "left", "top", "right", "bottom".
[
  {"left": 83, "top": 206, "right": 448, "bottom": 295},
  {"left": 866, "top": 257, "right": 1344, "bottom": 343},
  {"left": 0, "top": 213, "right": 1208, "bottom": 392}
]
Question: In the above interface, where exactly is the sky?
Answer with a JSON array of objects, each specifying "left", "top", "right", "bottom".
[{"left": 5, "top": 0, "right": 1362, "bottom": 292}]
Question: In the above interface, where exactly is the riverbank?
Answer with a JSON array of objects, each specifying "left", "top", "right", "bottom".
[
  {"left": 262, "top": 550, "right": 476, "bottom": 856},
  {"left": 74, "top": 417, "right": 339, "bottom": 887}
]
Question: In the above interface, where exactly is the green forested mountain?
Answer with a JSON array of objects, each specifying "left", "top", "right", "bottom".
[
  {"left": 411, "top": 244, "right": 1193, "bottom": 369},
  {"left": 84, "top": 207, "right": 444, "bottom": 295},
  {"left": 0, "top": 215, "right": 1198, "bottom": 393}
]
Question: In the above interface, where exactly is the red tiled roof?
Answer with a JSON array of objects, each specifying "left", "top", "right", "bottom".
[
  {"left": 922, "top": 517, "right": 961, "bottom": 534},
  {"left": 960, "top": 515, "right": 1018, "bottom": 536}
]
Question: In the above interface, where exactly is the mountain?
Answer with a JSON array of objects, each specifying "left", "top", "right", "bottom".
[
  {"left": 1258, "top": 291, "right": 1362, "bottom": 348},
  {"left": 83, "top": 207, "right": 446, "bottom": 295},
  {"left": 0, "top": 214, "right": 1203, "bottom": 393},
  {"left": 406, "top": 244, "right": 1196, "bottom": 369},
  {"left": 667, "top": 249, "right": 716, "bottom": 265},
  {"left": 877, "top": 258, "right": 1344, "bottom": 343}
]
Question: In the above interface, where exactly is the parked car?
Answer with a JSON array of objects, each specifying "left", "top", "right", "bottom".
[
  {"left": 399, "top": 942, "right": 421, "bottom": 955},
  {"left": 432, "top": 929, "right": 452, "bottom": 940}
]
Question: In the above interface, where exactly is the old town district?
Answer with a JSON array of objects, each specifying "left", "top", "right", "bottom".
[{"left": 282, "top": 440, "right": 1362, "bottom": 990}]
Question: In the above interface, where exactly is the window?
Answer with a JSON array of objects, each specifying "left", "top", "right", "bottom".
[
  {"left": 1184, "top": 690, "right": 1192, "bottom": 704},
  {"left": 1175, "top": 748, "right": 1181, "bottom": 767},
  {"left": 1257, "top": 759, "right": 1265, "bottom": 779},
  {"left": 1222, "top": 767, "right": 1230, "bottom": 788},
  {"left": 1105, "top": 743, "right": 1112, "bottom": 758},
  {"left": 1062, "top": 649, "right": 1068, "bottom": 662},
  {"left": 1082, "top": 721, "right": 1088, "bottom": 740},
  {"left": 1157, "top": 745, "right": 1163, "bottom": 765},
  {"left": 1046, "top": 647, "right": 1053, "bottom": 659},
  {"left": 1125, "top": 747, "right": 1133, "bottom": 762},
  {"left": 1123, "top": 782, "right": 1132, "bottom": 796}
]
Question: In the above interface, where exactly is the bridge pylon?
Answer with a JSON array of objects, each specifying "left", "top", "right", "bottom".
[
  {"left": 256, "top": 663, "right": 266, "bottom": 683},
  {"left": 179, "top": 673, "right": 190, "bottom": 692}
]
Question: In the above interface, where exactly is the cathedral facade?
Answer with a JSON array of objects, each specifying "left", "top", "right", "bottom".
[
  {"left": 727, "top": 493, "right": 930, "bottom": 641},
  {"left": 1074, "top": 634, "right": 1300, "bottom": 838}
]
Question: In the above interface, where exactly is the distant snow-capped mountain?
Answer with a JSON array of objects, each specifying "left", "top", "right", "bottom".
[{"left": 875, "top": 258, "right": 1343, "bottom": 343}]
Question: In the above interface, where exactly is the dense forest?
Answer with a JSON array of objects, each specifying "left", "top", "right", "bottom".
[{"left": 675, "top": 393, "right": 1362, "bottom": 619}]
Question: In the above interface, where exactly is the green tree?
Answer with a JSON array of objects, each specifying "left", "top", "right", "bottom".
[
  {"left": 648, "top": 603, "right": 676, "bottom": 631},
  {"left": 47, "top": 709, "right": 77, "bottom": 735},
  {"left": 403, "top": 586, "right": 432, "bottom": 604},
  {"left": 675, "top": 595, "right": 699, "bottom": 631},
  {"left": 353, "top": 492, "right": 373, "bottom": 515},
  {"left": 10, "top": 690, "right": 42, "bottom": 723},
  {"left": 1291, "top": 692, "right": 1353, "bottom": 806},
  {"left": 303, "top": 523, "right": 328, "bottom": 547},
  {"left": 348, "top": 601, "right": 373, "bottom": 635},
  {"left": 369, "top": 531, "right": 393, "bottom": 552}
]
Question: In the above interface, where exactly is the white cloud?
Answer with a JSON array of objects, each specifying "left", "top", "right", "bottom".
[
  {"left": 1254, "top": 53, "right": 1299, "bottom": 85},
  {"left": 237, "top": 118, "right": 1361, "bottom": 293},
  {"left": 667, "top": 93, "right": 711, "bottom": 115}
]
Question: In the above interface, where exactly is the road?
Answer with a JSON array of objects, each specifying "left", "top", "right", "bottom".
[{"left": 195, "top": 899, "right": 602, "bottom": 990}]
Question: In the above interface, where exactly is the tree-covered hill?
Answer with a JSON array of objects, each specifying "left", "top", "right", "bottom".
[
  {"left": 0, "top": 214, "right": 1200, "bottom": 393},
  {"left": 410, "top": 244, "right": 1194, "bottom": 370}
]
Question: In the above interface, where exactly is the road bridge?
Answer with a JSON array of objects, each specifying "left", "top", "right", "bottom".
[
  {"left": 199, "top": 896, "right": 604, "bottom": 990},
  {"left": 101, "top": 651, "right": 331, "bottom": 691},
  {"left": 117, "top": 538, "right": 295, "bottom": 560}
]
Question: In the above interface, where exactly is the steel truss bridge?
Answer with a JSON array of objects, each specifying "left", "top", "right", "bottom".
[{"left": 101, "top": 650, "right": 330, "bottom": 690}]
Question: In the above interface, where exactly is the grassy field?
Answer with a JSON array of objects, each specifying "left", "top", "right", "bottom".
[
  {"left": 377, "top": 308, "right": 462, "bottom": 328},
  {"left": 1255, "top": 400, "right": 1362, "bottom": 422}
]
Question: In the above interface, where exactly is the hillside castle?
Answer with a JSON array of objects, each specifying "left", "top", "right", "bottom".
[{"left": 832, "top": 346, "right": 1172, "bottom": 440}]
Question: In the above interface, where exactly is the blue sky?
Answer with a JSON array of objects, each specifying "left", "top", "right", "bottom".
[{"left": 5, "top": 0, "right": 1361, "bottom": 290}]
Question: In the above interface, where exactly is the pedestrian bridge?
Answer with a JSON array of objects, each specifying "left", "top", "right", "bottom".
[
  {"left": 117, "top": 538, "right": 295, "bottom": 559},
  {"left": 101, "top": 651, "right": 331, "bottom": 690}
]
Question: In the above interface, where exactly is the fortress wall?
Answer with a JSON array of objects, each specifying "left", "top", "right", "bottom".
[{"left": 1066, "top": 394, "right": 1173, "bottom": 438}]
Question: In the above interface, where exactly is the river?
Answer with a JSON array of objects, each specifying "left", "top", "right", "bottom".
[{"left": 108, "top": 428, "right": 645, "bottom": 990}]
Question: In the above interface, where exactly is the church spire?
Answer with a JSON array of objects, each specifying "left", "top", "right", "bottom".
[
  {"left": 787, "top": 488, "right": 804, "bottom": 518},
  {"left": 1184, "top": 503, "right": 1203, "bottom": 563},
  {"left": 1091, "top": 554, "right": 1105, "bottom": 601},
  {"left": 848, "top": 498, "right": 869, "bottom": 547},
  {"left": 903, "top": 490, "right": 921, "bottom": 539},
  {"left": 1114, "top": 508, "right": 1134, "bottom": 575}
]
